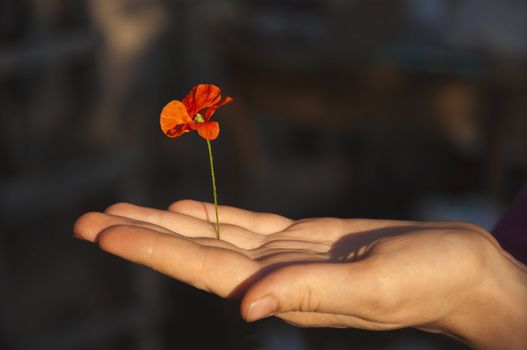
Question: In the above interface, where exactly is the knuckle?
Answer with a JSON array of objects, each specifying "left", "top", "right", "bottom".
[
  {"left": 192, "top": 246, "right": 212, "bottom": 293},
  {"left": 299, "top": 284, "right": 319, "bottom": 312},
  {"left": 282, "top": 265, "right": 321, "bottom": 313}
]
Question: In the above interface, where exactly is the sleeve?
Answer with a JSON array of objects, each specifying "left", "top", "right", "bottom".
[{"left": 492, "top": 184, "right": 527, "bottom": 265}]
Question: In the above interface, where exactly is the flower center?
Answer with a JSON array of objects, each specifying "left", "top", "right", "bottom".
[{"left": 194, "top": 113, "right": 205, "bottom": 123}]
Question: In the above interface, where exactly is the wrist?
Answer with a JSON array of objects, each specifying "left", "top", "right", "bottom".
[{"left": 438, "top": 238, "right": 527, "bottom": 349}]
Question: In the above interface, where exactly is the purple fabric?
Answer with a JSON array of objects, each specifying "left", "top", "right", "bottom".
[{"left": 492, "top": 184, "right": 527, "bottom": 265}]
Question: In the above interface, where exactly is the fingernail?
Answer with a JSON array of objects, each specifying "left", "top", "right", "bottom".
[{"left": 246, "top": 295, "right": 277, "bottom": 322}]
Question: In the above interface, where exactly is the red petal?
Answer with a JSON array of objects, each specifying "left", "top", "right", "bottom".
[
  {"left": 194, "top": 121, "right": 220, "bottom": 140},
  {"left": 204, "top": 96, "right": 233, "bottom": 120},
  {"left": 166, "top": 124, "right": 194, "bottom": 138},
  {"left": 160, "top": 100, "right": 193, "bottom": 137},
  {"left": 183, "top": 84, "right": 222, "bottom": 118}
]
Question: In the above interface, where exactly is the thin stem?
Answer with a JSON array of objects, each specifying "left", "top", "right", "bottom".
[{"left": 206, "top": 139, "right": 220, "bottom": 239}]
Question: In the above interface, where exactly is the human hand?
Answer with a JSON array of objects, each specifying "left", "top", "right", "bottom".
[{"left": 74, "top": 200, "right": 527, "bottom": 349}]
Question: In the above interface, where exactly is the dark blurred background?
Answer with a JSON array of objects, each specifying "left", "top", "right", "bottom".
[{"left": 1, "top": 0, "right": 526, "bottom": 349}]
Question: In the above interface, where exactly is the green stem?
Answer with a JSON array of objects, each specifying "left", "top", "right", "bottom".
[{"left": 206, "top": 139, "right": 220, "bottom": 239}]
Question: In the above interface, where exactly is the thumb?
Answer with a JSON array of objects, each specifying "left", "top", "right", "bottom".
[{"left": 241, "top": 261, "right": 375, "bottom": 322}]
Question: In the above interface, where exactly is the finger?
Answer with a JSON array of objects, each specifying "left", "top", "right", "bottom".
[
  {"left": 276, "top": 311, "right": 401, "bottom": 330},
  {"left": 168, "top": 199, "right": 293, "bottom": 235},
  {"left": 104, "top": 202, "right": 264, "bottom": 249},
  {"left": 74, "top": 211, "right": 252, "bottom": 256},
  {"left": 97, "top": 225, "right": 259, "bottom": 297},
  {"left": 240, "top": 261, "right": 384, "bottom": 323},
  {"left": 74, "top": 211, "right": 174, "bottom": 242}
]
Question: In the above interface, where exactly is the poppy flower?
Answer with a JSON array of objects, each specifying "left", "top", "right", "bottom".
[{"left": 160, "top": 84, "right": 233, "bottom": 141}]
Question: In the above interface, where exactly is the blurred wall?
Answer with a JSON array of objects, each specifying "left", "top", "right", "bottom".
[{"left": 1, "top": 0, "right": 526, "bottom": 349}]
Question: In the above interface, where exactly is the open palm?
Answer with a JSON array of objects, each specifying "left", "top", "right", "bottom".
[{"left": 74, "top": 200, "right": 498, "bottom": 333}]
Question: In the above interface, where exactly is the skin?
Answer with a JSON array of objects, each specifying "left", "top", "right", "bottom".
[{"left": 74, "top": 200, "right": 527, "bottom": 349}]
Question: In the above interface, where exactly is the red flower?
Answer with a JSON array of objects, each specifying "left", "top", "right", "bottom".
[{"left": 160, "top": 84, "right": 233, "bottom": 141}]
